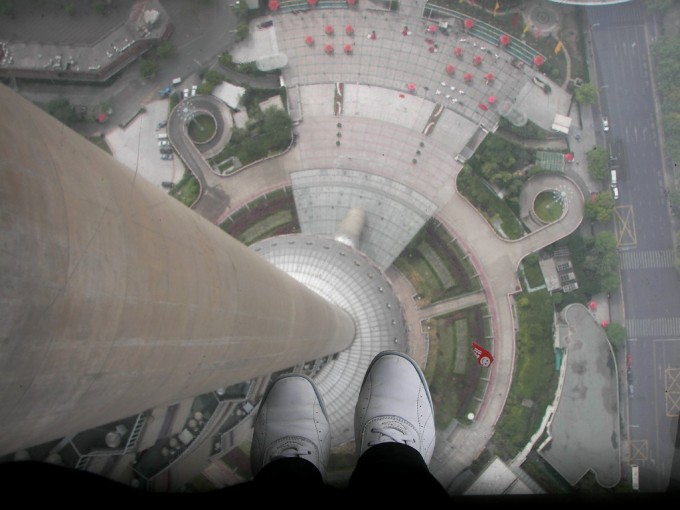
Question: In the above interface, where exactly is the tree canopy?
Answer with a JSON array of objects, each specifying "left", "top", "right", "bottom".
[
  {"left": 651, "top": 34, "right": 680, "bottom": 161},
  {"left": 574, "top": 82, "right": 598, "bottom": 105},
  {"left": 584, "top": 190, "right": 615, "bottom": 223},
  {"left": 583, "top": 231, "right": 620, "bottom": 293},
  {"left": 44, "top": 98, "right": 77, "bottom": 127},
  {"left": 586, "top": 146, "right": 609, "bottom": 181}
]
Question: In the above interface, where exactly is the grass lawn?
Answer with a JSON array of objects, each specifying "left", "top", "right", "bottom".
[
  {"left": 170, "top": 173, "right": 200, "bottom": 207},
  {"left": 188, "top": 114, "right": 216, "bottom": 144},
  {"left": 534, "top": 191, "right": 564, "bottom": 222}
]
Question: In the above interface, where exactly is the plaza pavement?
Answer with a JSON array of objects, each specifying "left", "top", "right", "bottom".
[
  {"left": 101, "top": 1, "right": 618, "bottom": 494},
  {"left": 212, "top": 2, "right": 589, "bottom": 492}
]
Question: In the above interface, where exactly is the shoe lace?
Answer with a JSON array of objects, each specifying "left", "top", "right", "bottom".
[
  {"left": 270, "top": 437, "right": 314, "bottom": 462},
  {"left": 368, "top": 421, "right": 416, "bottom": 447}
]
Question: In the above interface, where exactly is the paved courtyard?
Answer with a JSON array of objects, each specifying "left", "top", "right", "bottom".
[{"left": 98, "top": 1, "right": 620, "bottom": 495}]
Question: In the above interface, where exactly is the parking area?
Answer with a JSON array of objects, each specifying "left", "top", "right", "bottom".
[{"left": 105, "top": 99, "right": 181, "bottom": 188}]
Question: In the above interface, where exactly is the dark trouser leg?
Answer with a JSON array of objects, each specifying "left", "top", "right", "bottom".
[{"left": 347, "top": 443, "right": 450, "bottom": 502}]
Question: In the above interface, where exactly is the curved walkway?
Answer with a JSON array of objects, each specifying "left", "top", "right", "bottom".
[{"left": 185, "top": 2, "right": 587, "bottom": 493}]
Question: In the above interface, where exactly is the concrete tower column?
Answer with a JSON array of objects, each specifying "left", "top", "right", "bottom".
[{"left": 0, "top": 84, "right": 355, "bottom": 456}]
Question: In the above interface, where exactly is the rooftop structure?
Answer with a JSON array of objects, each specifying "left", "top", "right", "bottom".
[{"left": 0, "top": 0, "right": 172, "bottom": 83}]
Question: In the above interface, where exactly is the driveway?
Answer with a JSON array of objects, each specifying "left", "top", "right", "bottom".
[{"left": 106, "top": 99, "right": 181, "bottom": 187}]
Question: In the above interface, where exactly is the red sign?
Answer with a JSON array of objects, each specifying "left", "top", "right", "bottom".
[{"left": 472, "top": 342, "right": 494, "bottom": 367}]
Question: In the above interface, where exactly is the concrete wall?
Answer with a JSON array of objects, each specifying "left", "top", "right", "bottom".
[{"left": 0, "top": 84, "right": 355, "bottom": 456}]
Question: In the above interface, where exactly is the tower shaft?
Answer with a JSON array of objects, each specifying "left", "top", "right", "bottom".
[{"left": 0, "top": 85, "right": 355, "bottom": 455}]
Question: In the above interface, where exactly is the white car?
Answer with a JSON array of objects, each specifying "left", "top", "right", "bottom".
[
  {"left": 191, "top": 85, "right": 197, "bottom": 96},
  {"left": 158, "top": 140, "right": 170, "bottom": 147},
  {"left": 602, "top": 117, "right": 609, "bottom": 132},
  {"left": 183, "top": 88, "right": 190, "bottom": 99}
]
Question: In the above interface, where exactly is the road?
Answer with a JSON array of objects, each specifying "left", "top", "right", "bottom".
[{"left": 588, "top": 0, "right": 680, "bottom": 493}]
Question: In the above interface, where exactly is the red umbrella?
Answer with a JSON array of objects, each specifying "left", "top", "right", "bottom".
[
  {"left": 325, "top": 44, "right": 334, "bottom": 54},
  {"left": 325, "top": 25, "right": 334, "bottom": 35},
  {"left": 305, "top": 35, "right": 314, "bottom": 45},
  {"left": 464, "top": 19, "right": 474, "bottom": 30},
  {"left": 446, "top": 64, "right": 455, "bottom": 74},
  {"left": 344, "top": 44, "right": 353, "bottom": 54},
  {"left": 533, "top": 55, "right": 545, "bottom": 67},
  {"left": 407, "top": 83, "right": 416, "bottom": 91},
  {"left": 564, "top": 153, "right": 574, "bottom": 162},
  {"left": 308, "top": 0, "right": 317, "bottom": 5},
  {"left": 488, "top": 95, "right": 496, "bottom": 104},
  {"left": 268, "top": 0, "right": 279, "bottom": 10},
  {"left": 500, "top": 34, "right": 510, "bottom": 46},
  {"left": 473, "top": 55, "right": 482, "bottom": 66},
  {"left": 589, "top": 300, "right": 597, "bottom": 310},
  {"left": 345, "top": 25, "right": 354, "bottom": 35},
  {"left": 478, "top": 103, "right": 488, "bottom": 111},
  {"left": 464, "top": 72, "right": 473, "bottom": 82},
  {"left": 347, "top": 0, "right": 356, "bottom": 4},
  {"left": 96, "top": 112, "right": 108, "bottom": 123},
  {"left": 601, "top": 320, "right": 609, "bottom": 328},
  {"left": 454, "top": 46, "right": 463, "bottom": 57},
  {"left": 485, "top": 72, "right": 494, "bottom": 82},
  {"left": 428, "top": 24, "right": 437, "bottom": 33}
]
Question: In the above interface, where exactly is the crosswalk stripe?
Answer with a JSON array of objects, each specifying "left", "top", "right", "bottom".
[
  {"left": 620, "top": 249, "right": 675, "bottom": 270},
  {"left": 626, "top": 317, "right": 680, "bottom": 338}
]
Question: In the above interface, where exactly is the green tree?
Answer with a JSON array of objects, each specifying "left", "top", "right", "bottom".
[
  {"left": 0, "top": 0, "right": 16, "bottom": 16},
  {"left": 584, "top": 190, "right": 615, "bottom": 223},
  {"left": 584, "top": 231, "right": 620, "bottom": 293},
  {"left": 670, "top": 191, "right": 680, "bottom": 210},
  {"left": 204, "top": 70, "right": 225, "bottom": 86},
  {"left": 236, "top": 22, "right": 250, "bottom": 42},
  {"left": 219, "top": 52, "right": 234, "bottom": 69},
  {"left": 233, "top": 0, "right": 248, "bottom": 18},
  {"left": 63, "top": 2, "right": 76, "bottom": 16},
  {"left": 196, "top": 82, "right": 213, "bottom": 95},
  {"left": 262, "top": 107, "right": 292, "bottom": 150},
  {"left": 574, "top": 82, "right": 598, "bottom": 105},
  {"left": 586, "top": 146, "right": 608, "bottom": 181},
  {"left": 139, "top": 58, "right": 158, "bottom": 78},
  {"left": 44, "top": 98, "right": 77, "bottom": 126},
  {"left": 645, "top": 0, "right": 675, "bottom": 14},
  {"left": 604, "top": 322, "right": 627, "bottom": 349},
  {"left": 154, "top": 41, "right": 175, "bottom": 59},
  {"left": 662, "top": 111, "right": 680, "bottom": 160}
]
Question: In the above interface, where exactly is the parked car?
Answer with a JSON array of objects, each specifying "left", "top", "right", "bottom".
[
  {"left": 161, "top": 153, "right": 173, "bottom": 160},
  {"left": 191, "top": 85, "right": 197, "bottom": 96},
  {"left": 157, "top": 120, "right": 167, "bottom": 129},
  {"left": 602, "top": 117, "right": 609, "bottom": 132},
  {"left": 159, "top": 86, "right": 172, "bottom": 98},
  {"left": 160, "top": 147, "right": 173, "bottom": 154},
  {"left": 158, "top": 140, "right": 170, "bottom": 147}
]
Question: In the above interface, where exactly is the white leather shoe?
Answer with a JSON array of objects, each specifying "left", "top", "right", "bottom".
[
  {"left": 250, "top": 374, "right": 331, "bottom": 481},
  {"left": 354, "top": 351, "right": 436, "bottom": 465}
]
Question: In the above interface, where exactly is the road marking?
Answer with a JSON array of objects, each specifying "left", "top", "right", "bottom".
[
  {"left": 626, "top": 318, "right": 680, "bottom": 337},
  {"left": 666, "top": 368, "right": 680, "bottom": 416},
  {"left": 613, "top": 204, "right": 636, "bottom": 247},
  {"left": 629, "top": 439, "right": 648, "bottom": 461},
  {"left": 620, "top": 249, "right": 675, "bottom": 270}
]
